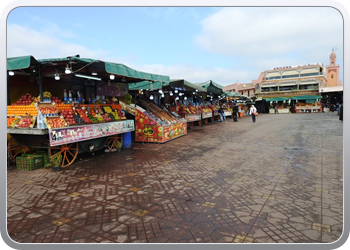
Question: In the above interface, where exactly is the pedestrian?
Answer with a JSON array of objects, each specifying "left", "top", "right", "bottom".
[
  {"left": 218, "top": 105, "right": 227, "bottom": 123},
  {"left": 250, "top": 105, "right": 257, "bottom": 123},
  {"left": 232, "top": 103, "right": 238, "bottom": 122},
  {"left": 274, "top": 105, "right": 279, "bottom": 114},
  {"left": 339, "top": 104, "right": 343, "bottom": 122}
]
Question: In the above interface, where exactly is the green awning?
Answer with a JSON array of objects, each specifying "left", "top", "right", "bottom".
[
  {"left": 291, "top": 95, "right": 322, "bottom": 100},
  {"left": 163, "top": 79, "right": 207, "bottom": 92},
  {"left": 7, "top": 56, "right": 39, "bottom": 70},
  {"left": 37, "top": 56, "right": 170, "bottom": 83},
  {"left": 195, "top": 80, "right": 224, "bottom": 95},
  {"left": 264, "top": 97, "right": 290, "bottom": 102},
  {"left": 128, "top": 81, "right": 163, "bottom": 90},
  {"left": 222, "top": 91, "right": 242, "bottom": 97}
]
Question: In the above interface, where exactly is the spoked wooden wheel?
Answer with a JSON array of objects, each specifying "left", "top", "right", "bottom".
[
  {"left": 107, "top": 134, "right": 123, "bottom": 151},
  {"left": 204, "top": 118, "right": 208, "bottom": 124},
  {"left": 49, "top": 142, "right": 79, "bottom": 168},
  {"left": 197, "top": 120, "right": 202, "bottom": 126},
  {"left": 8, "top": 138, "right": 30, "bottom": 162}
]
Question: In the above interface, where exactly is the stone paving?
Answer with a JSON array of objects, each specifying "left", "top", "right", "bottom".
[{"left": 6, "top": 112, "right": 343, "bottom": 244}]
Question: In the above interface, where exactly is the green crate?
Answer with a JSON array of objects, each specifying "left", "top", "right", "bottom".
[
  {"left": 22, "top": 152, "right": 49, "bottom": 166},
  {"left": 16, "top": 155, "right": 43, "bottom": 170}
]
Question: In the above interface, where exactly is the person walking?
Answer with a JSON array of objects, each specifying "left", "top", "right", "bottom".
[
  {"left": 250, "top": 105, "right": 257, "bottom": 123},
  {"left": 339, "top": 103, "right": 343, "bottom": 122},
  {"left": 218, "top": 105, "right": 227, "bottom": 123},
  {"left": 232, "top": 103, "right": 238, "bottom": 122},
  {"left": 274, "top": 104, "right": 279, "bottom": 114}
]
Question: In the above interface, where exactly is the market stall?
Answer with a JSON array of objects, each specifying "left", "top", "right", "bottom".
[
  {"left": 291, "top": 95, "right": 322, "bottom": 113},
  {"left": 162, "top": 79, "right": 207, "bottom": 128},
  {"left": 7, "top": 55, "right": 170, "bottom": 169},
  {"left": 195, "top": 80, "right": 224, "bottom": 122},
  {"left": 265, "top": 97, "right": 290, "bottom": 114}
]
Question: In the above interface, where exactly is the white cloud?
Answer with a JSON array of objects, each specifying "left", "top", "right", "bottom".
[
  {"left": 195, "top": 7, "right": 343, "bottom": 59},
  {"left": 137, "top": 63, "right": 250, "bottom": 85}
]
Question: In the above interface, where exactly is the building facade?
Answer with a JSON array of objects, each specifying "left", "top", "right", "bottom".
[{"left": 223, "top": 83, "right": 257, "bottom": 98}]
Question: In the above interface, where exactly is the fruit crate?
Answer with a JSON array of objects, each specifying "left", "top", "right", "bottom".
[
  {"left": 22, "top": 151, "right": 49, "bottom": 166},
  {"left": 36, "top": 103, "right": 59, "bottom": 117},
  {"left": 16, "top": 155, "right": 43, "bottom": 170}
]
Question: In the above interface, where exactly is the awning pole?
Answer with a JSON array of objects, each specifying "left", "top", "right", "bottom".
[
  {"left": 7, "top": 74, "right": 11, "bottom": 105},
  {"left": 38, "top": 65, "right": 43, "bottom": 102}
]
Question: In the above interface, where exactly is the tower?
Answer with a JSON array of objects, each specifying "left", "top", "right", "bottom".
[{"left": 326, "top": 48, "right": 341, "bottom": 87}]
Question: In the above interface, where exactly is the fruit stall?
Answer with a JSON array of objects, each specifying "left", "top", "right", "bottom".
[
  {"left": 134, "top": 97, "right": 187, "bottom": 143},
  {"left": 7, "top": 55, "right": 169, "bottom": 169},
  {"left": 177, "top": 104, "right": 202, "bottom": 129},
  {"left": 291, "top": 95, "right": 322, "bottom": 113},
  {"left": 196, "top": 105, "right": 213, "bottom": 124}
]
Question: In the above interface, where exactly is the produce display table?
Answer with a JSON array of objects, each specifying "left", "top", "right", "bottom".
[
  {"left": 269, "top": 108, "right": 290, "bottom": 114},
  {"left": 295, "top": 106, "right": 321, "bottom": 113},
  {"left": 224, "top": 111, "right": 232, "bottom": 117},
  {"left": 7, "top": 120, "right": 134, "bottom": 168}
]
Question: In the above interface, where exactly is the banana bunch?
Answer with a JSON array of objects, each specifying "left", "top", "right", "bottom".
[{"left": 43, "top": 91, "right": 52, "bottom": 98}]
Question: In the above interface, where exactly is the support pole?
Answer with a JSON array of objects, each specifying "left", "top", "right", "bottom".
[
  {"left": 7, "top": 74, "right": 10, "bottom": 105},
  {"left": 38, "top": 65, "right": 43, "bottom": 102}
]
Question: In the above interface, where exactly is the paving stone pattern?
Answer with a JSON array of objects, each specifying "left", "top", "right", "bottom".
[{"left": 7, "top": 113, "right": 343, "bottom": 244}]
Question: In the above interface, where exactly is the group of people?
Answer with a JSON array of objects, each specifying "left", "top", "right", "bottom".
[{"left": 218, "top": 103, "right": 258, "bottom": 123}]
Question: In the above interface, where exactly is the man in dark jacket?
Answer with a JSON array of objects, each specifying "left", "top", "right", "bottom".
[{"left": 232, "top": 103, "right": 238, "bottom": 122}]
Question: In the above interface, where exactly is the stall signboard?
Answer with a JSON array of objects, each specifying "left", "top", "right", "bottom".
[
  {"left": 135, "top": 109, "right": 187, "bottom": 143},
  {"left": 213, "top": 111, "right": 219, "bottom": 116},
  {"left": 49, "top": 120, "right": 135, "bottom": 146},
  {"left": 201, "top": 112, "right": 212, "bottom": 119},
  {"left": 224, "top": 111, "right": 231, "bottom": 117},
  {"left": 185, "top": 113, "right": 201, "bottom": 122}
]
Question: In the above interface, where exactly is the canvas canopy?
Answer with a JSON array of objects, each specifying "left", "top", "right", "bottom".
[
  {"left": 163, "top": 79, "right": 207, "bottom": 92},
  {"left": 7, "top": 56, "right": 39, "bottom": 70},
  {"left": 291, "top": 95, "right": 322, "bottom": 100},
  {"left": 264, "top": 97, "right": 290, "bottom": 102},
  {"left": 195, "top": 80, "right": 224, "bottom": 95},
  {"left": 128, "top": 81, "right": 163, "bottom": 90}
]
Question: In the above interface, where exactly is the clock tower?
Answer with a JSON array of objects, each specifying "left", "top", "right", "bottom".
[{"left": 326, "top": 48, "right": 341, "bottom": 87}]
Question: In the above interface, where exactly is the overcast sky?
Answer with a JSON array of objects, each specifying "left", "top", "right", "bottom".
[{"left": 6, "top": 6, "right": 344, "bottom": 86}]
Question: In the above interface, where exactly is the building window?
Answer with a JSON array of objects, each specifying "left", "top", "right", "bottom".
[
  {"left": 300, "top": 72, "right": 319, "bottom": 77},
  {"left": 331, "top": 74, "right": 334, "bottom": 79},
  {"left": 281, "top": 74, "right": 299, "bottom": 79}
]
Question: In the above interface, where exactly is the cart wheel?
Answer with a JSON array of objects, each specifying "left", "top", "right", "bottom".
[
  {"left": 198, "top": 120, "right": 202, "bottom": 126},
  {"left": 205, "top": 118, "right": 208, "bottom": 124},
  {"left": 189, "top": 122, "right": 194, "bottom": 130},
  {"left": 8, "top": 139, "right": 30, "bottom": 162},
  {"left": 49, "top": 142, "right": 79, "bottom": 168},
  {"left": 107, "top": 134, "right": 123, "bottom": 151}
]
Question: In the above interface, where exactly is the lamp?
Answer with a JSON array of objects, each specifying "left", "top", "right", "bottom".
[
  {"left": 110, "top": 74, "right": 115, "bottom": 80},
  {"left": 65, "top": 64, "right": 72, "bottom": 74},
  {"left": 8, "top": 71, "right": 14, "bottom": 76},
  {"left": 91, "top": 71, "right": 98, "bottom": 76},
  {"left": 55, "top": 73, "right": 60, "bottom": 80},
  {"left": 158, "top": 90, "right": 163, "bottom": 94},
  {"left": 150, "top": 95, "right": 154, "bottom": 100},
  {"left": 175, "top": 97, "right": 179, "bottom": 100},
  {"left": 175, "top": 89, "right": 178, "bottom": 93},
  {"left": 170, "top": 91, "right": 173, "bottom": 96},
  {"left": 184, "top": 97, "right": 187, "bottom": 100}
]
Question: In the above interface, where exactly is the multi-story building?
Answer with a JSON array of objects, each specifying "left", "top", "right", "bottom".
[
  {"left": 255, "top": 49, "right": 341, "bottom": 99},
  {"left": 223, "top": 83, "right": 257, "bottom": 98}
]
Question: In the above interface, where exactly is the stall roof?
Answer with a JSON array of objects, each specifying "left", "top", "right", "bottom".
[
  {"left": 128, "top": 81, "right": 163, "bottom": 90},
  {"left": 264, "top": 97, "right": 290, "bottom": 102},
  {"left": 291, "top": 95, "right": 322, "bottom": 100},
  {"left": 222, "top": 91, "right": 242, "bottom": 97},
  {"left": 195, "top": 80, "right": 224, "bottom": 95},
  {"left": 37, "top": 56, "right": 170, "bottom": 83},
  {"left": 7, "top": 55, "right": 39, "bottom": 70},
  {"left": 163, "top": 79, "right": 207, "bottom": 92}
]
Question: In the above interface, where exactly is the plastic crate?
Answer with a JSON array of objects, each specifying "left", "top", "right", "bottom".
[
  {"left": 22, "top": 152, "right": 49, "bottom": 166},
  {"left": 16, "top": 155, "right": 43, "bottom": 170}
]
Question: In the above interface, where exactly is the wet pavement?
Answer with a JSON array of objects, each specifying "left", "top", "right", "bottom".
[{"left": 6, "top": 112, "right": 343, "bottom": 244}]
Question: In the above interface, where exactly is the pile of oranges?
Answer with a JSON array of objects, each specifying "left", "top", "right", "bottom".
[
  {"left": 7, "top": 105, "right": 38, "bottom": 116},
  {"left": 7, "top": 116, "right": 15, "bottom": 127}
]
